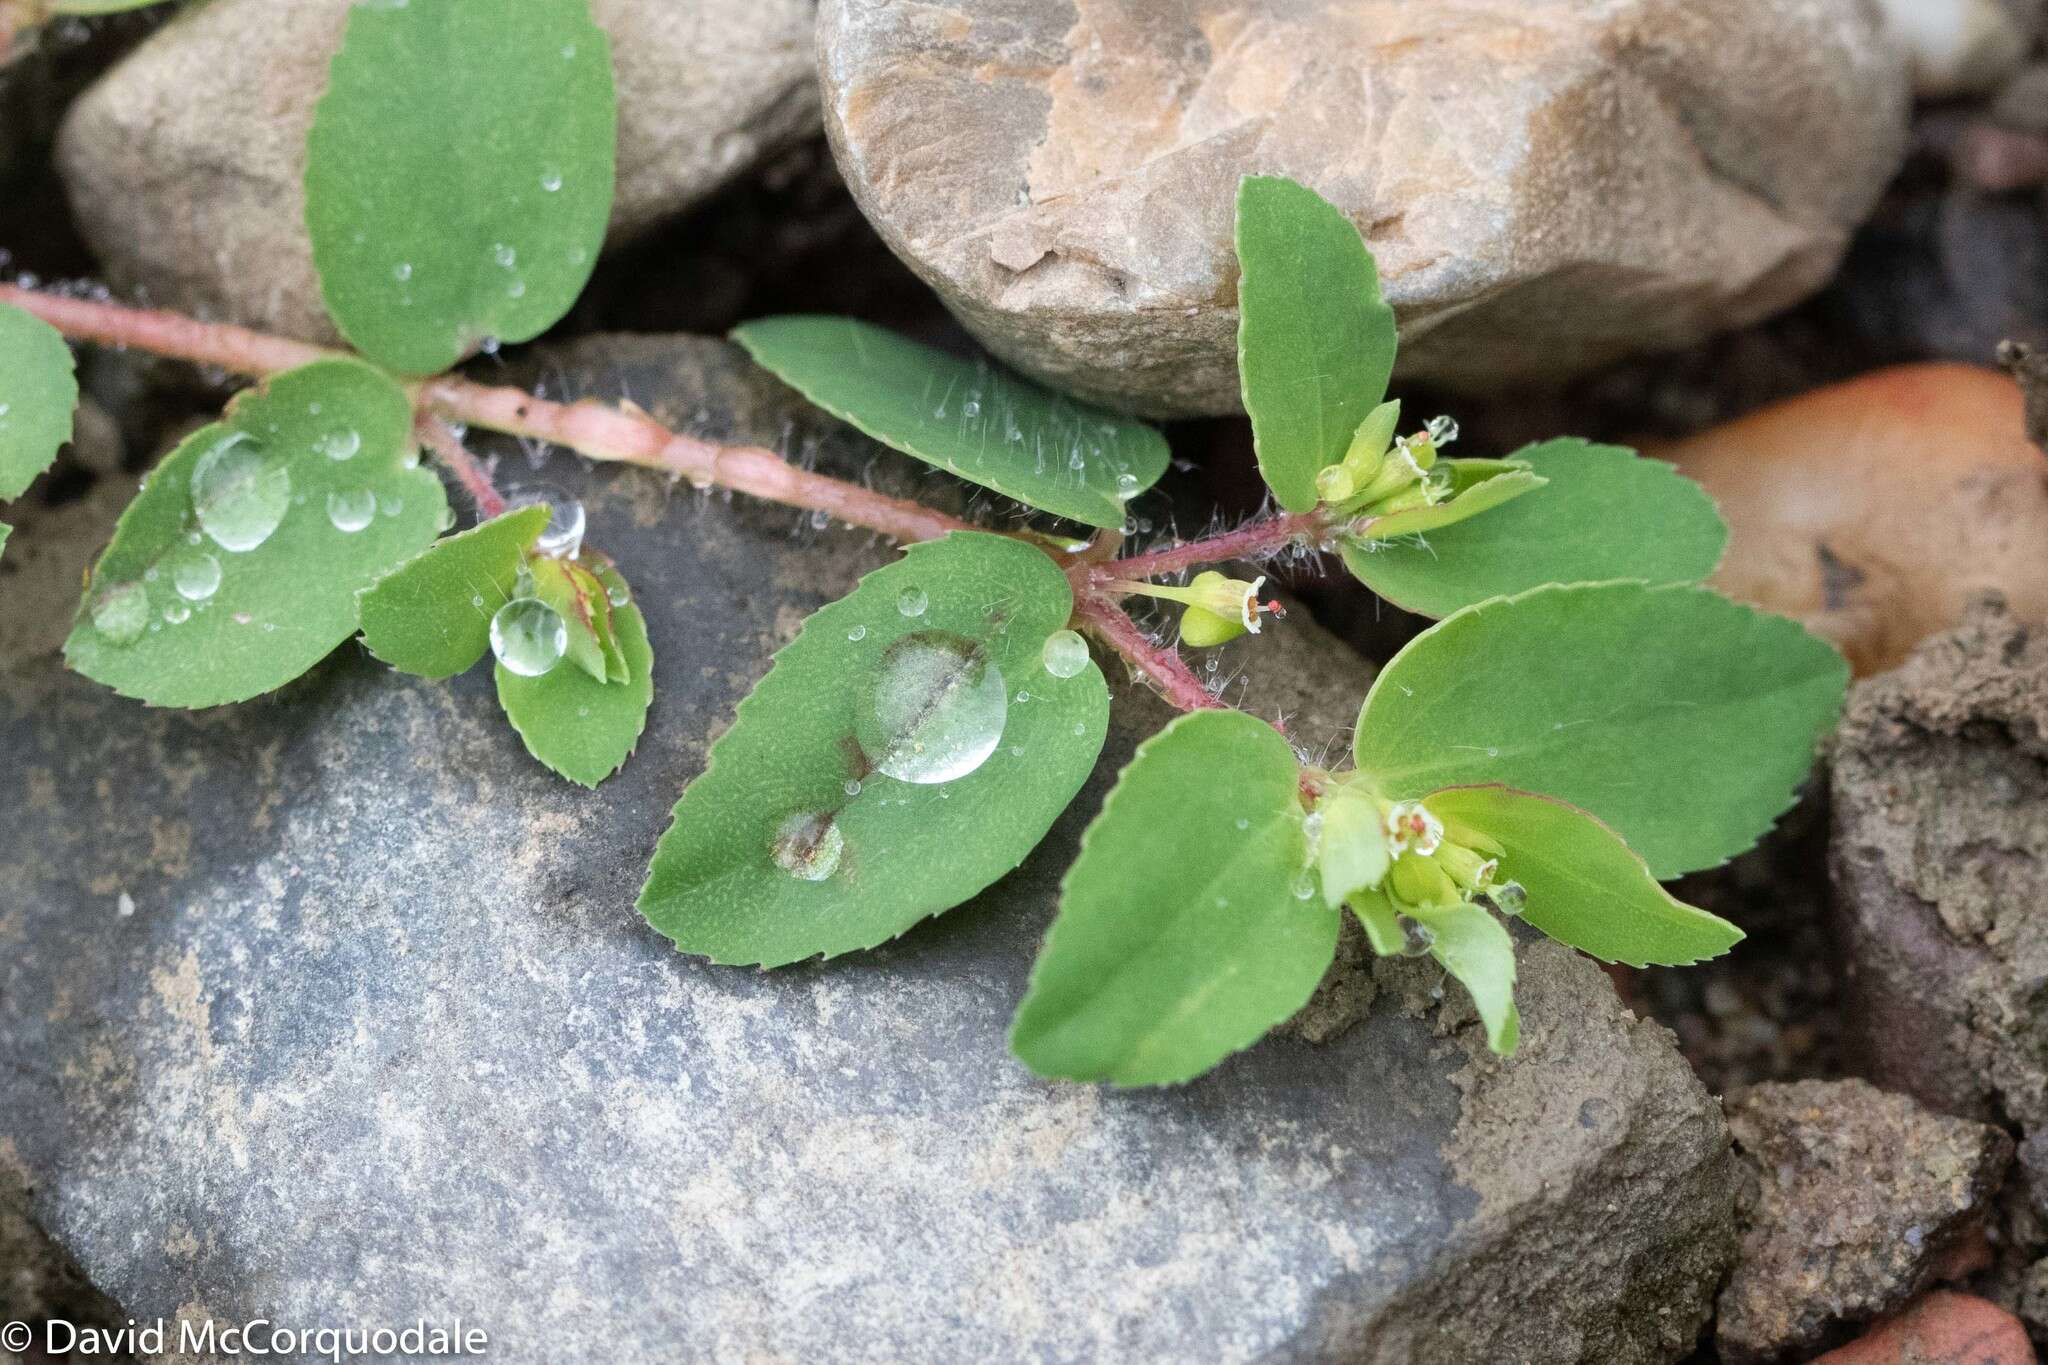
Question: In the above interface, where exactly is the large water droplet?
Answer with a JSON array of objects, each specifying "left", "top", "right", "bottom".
[
  {"left": 489, "top": 597, "right": 568, "bottom": 677},
  {"left": 1040, "top": 629, "right": 1089, "bottom": 678},
  {"left": 169, "top": 548, "right": 222, "bottom": 601},
  {"left": 896, "top": 586, "right": 928, "bottom": 618},
  {"left": 327, "top": 489, "right": 377, "bottom": 533},
  {"left": 507, "top": 488, "right": 585, "bottom": 558},
  {"left": 90, "top": 582, "right": 149, "bottom": 644},
  {"left": 857, "top": 630, "right": 1006, "bottom": 785},
  {"left": 317, "top": 428, "right": 361, "bottom": 461},
  {"left": 771, "top": 811, "right": 844, "bottom": 882},
  {"left": 1488, "top": 882, "right": 1528, "bottom": 919},
  {"left": 190, "top": 433, "right": 289, "bottom": 552}
]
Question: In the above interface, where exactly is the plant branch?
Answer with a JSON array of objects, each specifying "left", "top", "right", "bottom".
[
  {"left": 0, "top": 283, "right": 977, "bottom": 546},
  {"left": 1097, "top": 509, "right": 1330, "bottom": 583},
  {"left": 414, "top": 414, "right": 506, "bottom": 520},
  {"left": 1075, "top": 593, "right": 1224, "bottom": 713}
]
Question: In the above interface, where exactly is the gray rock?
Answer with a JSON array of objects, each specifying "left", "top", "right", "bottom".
[
  {"left": 819, "top": 0, "right": 1910, "bottom": 417},
  {"left": 0, "top": 334, "right": 1737, "bottom": 1363},
  {"left": 53, "top": 0, "right": 819, "bottom": 343},
  {"left": 1716, "top": 1078, "right": 2013, "bottom": 1363},
  {"left": 1831, "top": 596, "right": 2048, "bottom": 1132}
]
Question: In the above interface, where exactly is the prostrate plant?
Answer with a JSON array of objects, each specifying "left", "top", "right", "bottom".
[{"left": 0, "top": 0, "right": 1847, "bottom": 1087}]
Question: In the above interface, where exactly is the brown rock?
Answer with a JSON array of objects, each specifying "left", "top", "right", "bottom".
[
  {"left": 820, "top": 0, "right": 1909, "bottom": 416},
  {"left": 1812, "top": 1291, "right": 2036, "bottom": 1365},
  {"left": 1830, "top": 597, "right": 2048, "bottom": 1131},
  {"left": 1716, "top": 1079, "right": 2013, "bottom": 1363},
  {"left": 55, "top": 0, "right": 820, "bottom": 343}
]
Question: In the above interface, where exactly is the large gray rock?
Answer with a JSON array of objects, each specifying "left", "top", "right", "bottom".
[
  {"left": 821, "top": 0, "right": 1910, "bottom": 416},
  {"left": 54, "top": 0, "right": 819, "bottom": 342},
  {"left": 0, "top": 335, "right": 1738, "bottom": 1363},
  {"left": 1832, "top": 596, "right": 2048, "bottom": 1132}
]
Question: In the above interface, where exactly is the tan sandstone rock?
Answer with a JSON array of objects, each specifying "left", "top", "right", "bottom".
[
  {"left": 55, "top": 0, "right": 819, "bottom": 343},
  {"left": 821, "top": 0, "right": 1911, "bottom": 415}
]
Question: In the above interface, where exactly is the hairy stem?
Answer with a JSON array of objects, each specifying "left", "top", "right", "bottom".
[
  {"left": 414, "top": 415, "right": 507, "bottom": 520},
  {"left": 1096, "top": 509, "right": 1330, "bottom": 583},
  {"left": 1075, "top": 594, "right": 1225, "bottom": 713},
  {"left": 4, "top": 282, "right": 1326, "bottom": 715}
]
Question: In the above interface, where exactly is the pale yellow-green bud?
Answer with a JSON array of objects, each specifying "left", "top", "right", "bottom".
[{"left": 1389, "top": 852, "right": 1458, "bottom": 909}]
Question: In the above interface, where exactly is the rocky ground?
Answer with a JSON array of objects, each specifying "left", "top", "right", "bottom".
[{"left": 5, "top": 1, "right": 2048, "bottom": 1362}]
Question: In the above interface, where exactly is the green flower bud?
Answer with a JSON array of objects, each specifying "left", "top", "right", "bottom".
[{"left": 1388, "top": 851, "right": 1458, "bottom": 909}]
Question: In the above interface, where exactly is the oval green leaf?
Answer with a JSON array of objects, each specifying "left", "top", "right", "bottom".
[
  {"left": 1425, "top": 785, "right": 1742, "bottom": 968},
  {"left": 357, "top": 504, "right": 549, "bottom": 679},
  {"left": 1010, "top": 709, "right": 1336, "bottom": 1087},
  {"left": 496, "top": 559, "right": 652, "bottom": 787},
  {"left": 1342, "top": 439, "right": 1728, "bottom": 620},
  {"left": 305, "top": 0, "right": 616, "bottom": 375},
  {"left": 731, "top": 317, "right": 1169, "bottom": 529},
  {"left": 0, "top": 301, "right": 78, "bottom": 501},
  {"left": 63, "top": 359, "right": 449, "bottom": 708},
  {"left": 638, "top": 532, "right": 1110, "bottom": 965},
  {"left": 1353, "top": 582, "right": 1848, "bottom": 878},
  {"left": 1403, "top": 896, "right": 1520, "bottom": 1054},
  {"left": 1236, "top": 175, "right": 1397, "bottom": 513}
]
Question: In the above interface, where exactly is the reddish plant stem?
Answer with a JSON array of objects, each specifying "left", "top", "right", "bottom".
[
  {"left": 2, "top": 281, "right": 1323, "bottom": 713},
  {"left": 1096, "top": 509, "right": 1331, "bottom": 583},
  {"left": 1075, "top": 593, "right": 1225, "bottom": 713},
  {"left": 414, "top": 415, "right": 507, "bottom": 519}
]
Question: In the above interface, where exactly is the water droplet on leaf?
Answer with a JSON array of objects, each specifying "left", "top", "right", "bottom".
[
  {"left": 1115, "top": 472, "right": 1141, "bottom": 501},
  {"left": 896, "top": 586, "right": 928, "bottom": 618},
  {"left": 1040, "top": 629, "right": 1089, "bottom": 678},
  {"left": 89, "top": 582, "right": 148, "bottom": 644},
  {"left": 1399, "top": 918, "right": 1437, "bottom": 958},
  {"left": 326, "top": 489, "right": 376, "bottom": 533},
  {"left": 856, "top": 630, "right": 1006, "bottom": 785},
  {"left": 540, "top": 170, "right": 563, "bottom": 192},
  {"left": 190, "top": 432, "right": 289, "bottom": 552},
  {"left": 162, "top": 601, "right": 190, "bottom": 625},
  {"left": 846, "top": 624, "right": 867, "bottom": 642},
  {"left": 489, "top": 597, "right": 568, "bottom": 677},
  {"left": 317, "top": 427, "right": 361, "bottom": 461},
  {"left": 169, "top": 549, "right": 222, "bottom": 601},
  {"left": 771, "top": 810, "right": 843, "bottom": 882}
]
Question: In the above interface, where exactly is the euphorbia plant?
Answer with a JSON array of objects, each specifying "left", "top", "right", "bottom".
[{"left": 0, "top": 0, "right": 1844, "bottom": 1086}]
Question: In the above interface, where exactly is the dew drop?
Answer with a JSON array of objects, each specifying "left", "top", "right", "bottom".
[
  {"left": 169, "top": 548, "right": 222, "bottom": 602},
  {"left": 843, "top": 779, "right": 862, "bottom": 797},
  {"left": 606, "top": 582, "right": 629, "bottom": 608},
  {"left": 856, "top": 630, "right": 1006, "bottom": 785},
  {"left": 162, "top": 601, "right": 191, "bottom": 625},
  {"left": 771, "top": 810, "right": 844, "bottom": 882},
  {"left": 90, "top": 582, "right": 148, "bottom": 644},
  {"left": 326, "top": 489, "right": 377, "bottom": 533},
  {"left": 1115, "top": 472, "right": 1141, "bottom": 501},
  {"left": 1040, "top": 629, "right": 1088, "bottom": 678},
  {"left": 471, "top": 594, "right": 485, "bottom": 609},
  {"left": 1489, "top": 882, "right": 1528, "bottom": 918},
  {"left": 962, "top": 398, "right": 981, "bottom": 418},
  {"left": 317, "top": 427, "right": 361, "bottom": 461},
  {"left": 190, "top": 432, "right": 289, "bottom": 552},
  {"left": 895, "top": 586, "right": 928, "bottom": 618},
  {"left": 489, "top": 597, "right": 568, "bottom": 677},
  {"left": 809, "top": 508, "right": 831, "bottom": 531},
  {"left": 393, "top": 262, "right": 413, "bottom": 282},
  {"left": 491, "top": 242, "right": 517, "bottom": 269},
  {"left": 1399, "top": 918, "right": 1437, "bottom": 958},
  {"left": 507, "top": 280, "right": 527, "bottom": 299},
  {"left": 540, "top": 170, "right": 563, "bottom": 192},
  {"left": 846, "top": 624, "right": 867, "bottom": 642},
  {"left": 507, "top": 488, "right": 585, "bottom": 558},
  {"left": 382, "top": 495, "right": 404, "bottom": 517},
  {"left": 1235, "top": 817, "right": 1250, "bottom": 831},
  {"left": 1292, "top": 872, "right": 1317, "bottom": 901}
]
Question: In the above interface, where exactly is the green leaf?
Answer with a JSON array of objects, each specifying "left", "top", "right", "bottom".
[
  {"left": 528, "top": 555, "right": 616, "bottom": 684},
  {"left": 0, "top": 302, "right": 78, "bottom": 501},
  {"left": 639, "top": 532, "right": 1109, "bottom": 964},
  {"left": 1352, "top": 462, "right": 1545, "bottom": 541},
  {"left": 1010, "top": 709, "right": 1335, "bottom": 1086},
  {"left": 1342, "top": 439, "right": 1727, "bottom": 619},
  {"left": 357, "top": 504, "right": 549, "bottom": 679},
  {"left": 1425, "top": 785, "right": 1742, "bottom": 968},
  {"left": 63, "top": 359, "right": 448, "bottom": 708},
  {"left": 732, "top": 316, "right": 1169, "bottom": 530},
  {"left": 304, "top": 0, "right": 615, "bottom": 375},
  {"left": 1235, "top": 175, "right": 1397, "bottom": 513},
  {"left": 495, "top": 559, "right": 652, "bottom": 787},
  {"left": 1353, "top": 582, "right": 1847, "bottom": 878},
  {"left": 1346, "top": 886, "right": 1407, "bottom": 958},
  {"left": 1405, "top": 896, "right": 1521, "bottom": 1054}
]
